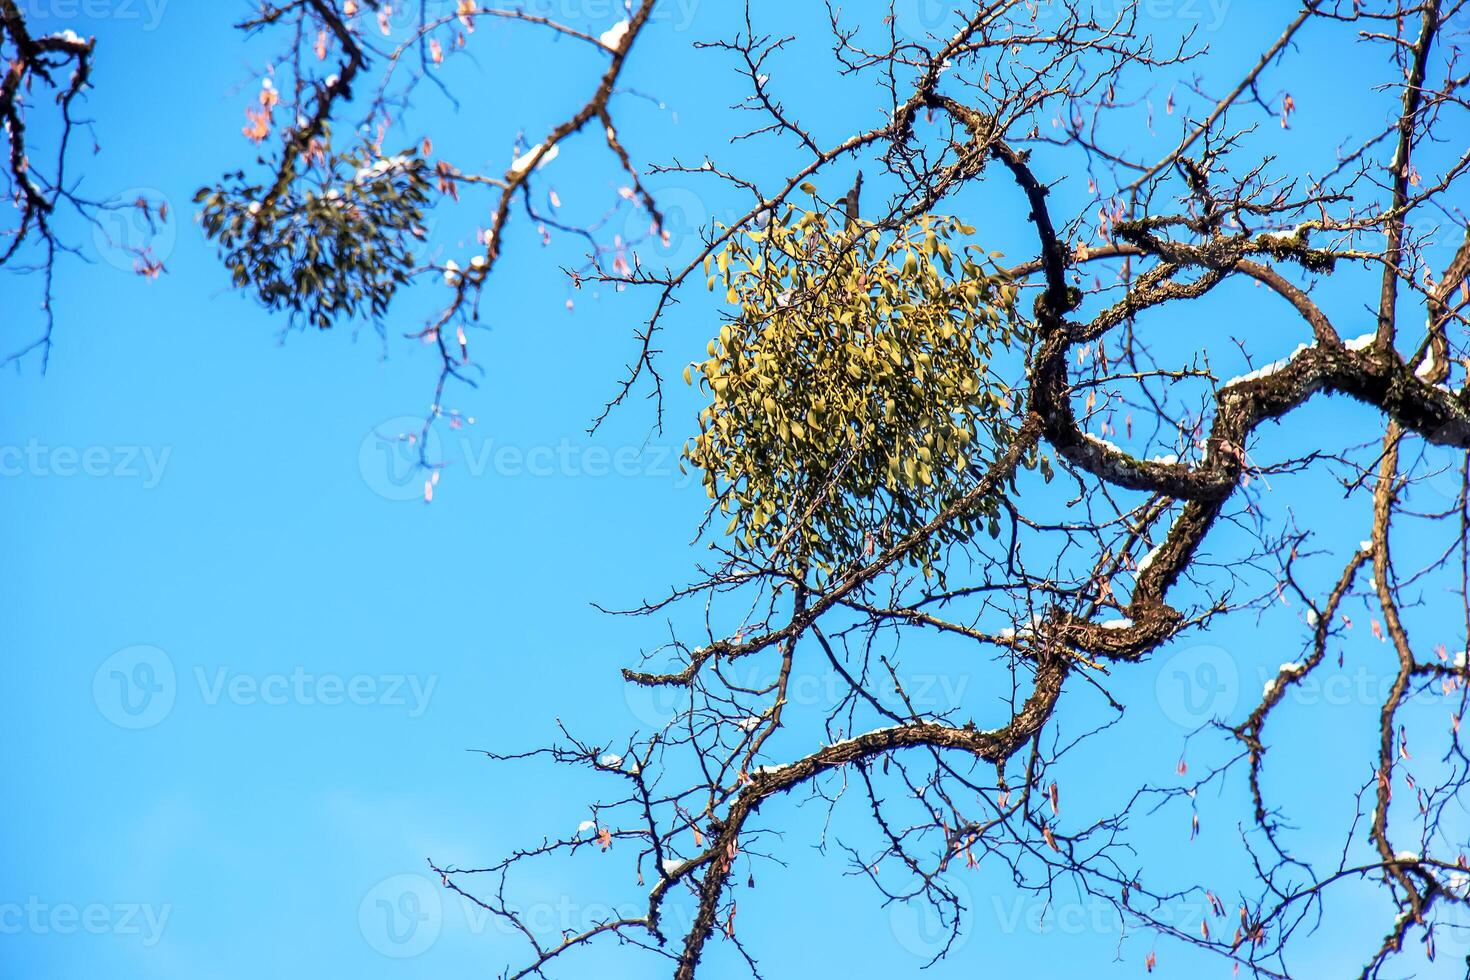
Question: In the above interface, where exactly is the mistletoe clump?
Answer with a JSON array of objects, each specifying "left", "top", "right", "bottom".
[
  {"left": 685, "top": 199, "right": 1027, "bottom": 580},
  {"left": 196, "top": 147, "right": 432, "bottom": 330}
]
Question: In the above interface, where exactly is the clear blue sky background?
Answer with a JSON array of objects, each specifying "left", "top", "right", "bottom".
[{"left": 3, "top": 2, "right": 1467, "bottom": 978}]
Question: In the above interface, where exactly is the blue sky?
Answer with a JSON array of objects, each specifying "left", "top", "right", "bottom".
[{"left": 3, "top": 2, "right": 1468, "bottom": 978}]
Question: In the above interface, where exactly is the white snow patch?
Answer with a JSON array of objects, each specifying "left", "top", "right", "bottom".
[
  {"left": 996, "top": 614, "right": 1042, "bottom": 642},
  {"left": 1416, "top": 347, "right": 1437, "bottom": 380},
  {"left": 1262, "top": 224, "right": 1309, "bottom": 242},
  {"left": 1137, "top": 545, "right": 1162, "bottom": 575},
  {"left": 599, "top": 753, "right": 623, "bottom": 768},
  {"left": 578, "top": 820, "right": 597, "bottom": 833},
  {"left": 823, "top": 726, "right": 889, "bottom": 751},
  {"left": 599, "top": 18, "right": 630, "bottom": 49},
  {"left": 1100, "top": 618, "right": 1134, "bottom": 630},
  {"left": 1084, "top": 432, "right": 1125, "bottom": 456},
  {"left": 1223, "top": 342, "right": 1313, "bottom": 386},
  {"left": 1344, "top": 332, "right": 1377, "bottom": 351},
  {"left": 355, "top": 155, "right": 411, "bottom": 183},
  {"left": 511, "top": 142, "right": 559, "bottom": 175}
]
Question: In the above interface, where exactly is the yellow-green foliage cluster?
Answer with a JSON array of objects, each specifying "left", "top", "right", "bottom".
[{"left": 684, "top": 199, "right": 1025, "bottom": 580}]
